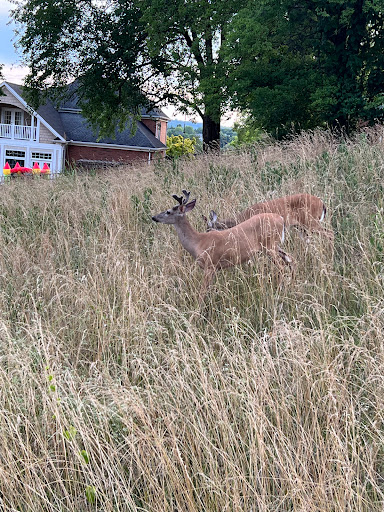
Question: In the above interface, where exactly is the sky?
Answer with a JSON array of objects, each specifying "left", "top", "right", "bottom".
[
  {"left": 0, "top": 0, "right": 235, "bottom": 125},
  {"left": 0, "top": 0, "right": 29, "bottom": 83}
]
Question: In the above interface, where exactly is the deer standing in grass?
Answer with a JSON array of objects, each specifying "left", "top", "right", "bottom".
[
  {"left": 152, "top": 190, "right": 295, "bottom": 303},
  {"left": 205, "top": 193, "right": 334, "bottom": 241}
]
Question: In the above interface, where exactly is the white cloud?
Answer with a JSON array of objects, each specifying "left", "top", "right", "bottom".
[
  {"left": 2, "top": 63, "right": 28, "bottom": 84},
  {"left": 0, "top": 0, "right": 13, "bottom": 16}
]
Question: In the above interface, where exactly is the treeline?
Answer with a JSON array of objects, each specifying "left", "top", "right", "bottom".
[
  {"left": 167, "top": 124, "right": 237, "bottom": 149},
  {"left": 12, "top": 0, "right": 384, "bottom": 146}
]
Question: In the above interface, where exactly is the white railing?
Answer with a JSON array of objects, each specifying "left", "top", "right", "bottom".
[{"left": 0, "top": 123, "right": 37, "bottom": 140}]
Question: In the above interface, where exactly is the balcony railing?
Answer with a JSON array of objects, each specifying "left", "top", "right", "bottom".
[{"left": 0, "top": 123, "right": 37, "bottom": 141}]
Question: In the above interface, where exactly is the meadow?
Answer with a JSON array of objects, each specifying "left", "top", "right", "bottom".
[{"left": 0, "top": 128, "right": 384, "bottom": 510}]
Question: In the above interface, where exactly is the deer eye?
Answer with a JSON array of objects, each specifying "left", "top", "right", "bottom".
[{"left": 166, "top": 210, "right": 171, "bottom": 214}]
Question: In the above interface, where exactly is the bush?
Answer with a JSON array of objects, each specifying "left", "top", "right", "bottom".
[{"left": 166, "top": 134, "right": 196, "bottom": 158}]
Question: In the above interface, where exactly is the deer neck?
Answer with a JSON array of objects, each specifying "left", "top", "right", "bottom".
[{"left": 173, "top": 216, "right": 202, "bottom": 259}]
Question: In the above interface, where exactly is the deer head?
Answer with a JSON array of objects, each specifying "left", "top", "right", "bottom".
[{"left": 152, "top": 190, "right": 196, "bottom": 224}]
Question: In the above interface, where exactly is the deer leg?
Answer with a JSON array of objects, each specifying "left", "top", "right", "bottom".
[
  {"left": 307, "top": 220, "right": 334, "bottom": 241},
  {"left": 277, "top": 246, "right": 296, "bottom": 276},
  {"left": 264, "top": 248, "right": 288, "bottom": 284},
  {"left": 198, "top": 266, "right": 216, "bottom": 305},
  {"left": 295, "top": 226, "right": 311, "bottom": 244}
]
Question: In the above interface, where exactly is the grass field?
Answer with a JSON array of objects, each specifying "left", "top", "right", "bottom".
[{"left": 0, "top": 128, "right": 384, "bottom": 510}]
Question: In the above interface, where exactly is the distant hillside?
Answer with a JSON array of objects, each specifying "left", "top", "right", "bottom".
[{"left": 167, "top": 119, "right": 203, "bottom": 129}]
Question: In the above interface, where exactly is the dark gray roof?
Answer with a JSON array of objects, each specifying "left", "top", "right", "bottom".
[
  {"left": 60, "top": 111, "right": 166, "bottom": 148},
  {"left": 5, "top": 82, "right": 168, "bottom": 148},
  {"left": 58, "top": 81, "right": 169, "bottom": 120}
]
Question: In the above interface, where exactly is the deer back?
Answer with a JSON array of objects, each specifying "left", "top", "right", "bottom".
[{"left": 212, "top": 193, "right": 325, "bottom": 230}]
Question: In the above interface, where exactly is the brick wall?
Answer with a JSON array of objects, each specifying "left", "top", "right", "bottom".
[
  {"left": 141, "top": 119, "right": 168, "bottom": 145},
  {"left": 67, "top": 145, "right": 166, "bottom": 165}
]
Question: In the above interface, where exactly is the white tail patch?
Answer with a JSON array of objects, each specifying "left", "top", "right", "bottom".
[
  {"left": 319, "top": 205, "right": 326, "bottom": 222},
  {"left": 280, "top": 217, "right": 285, "bottom": 243}
]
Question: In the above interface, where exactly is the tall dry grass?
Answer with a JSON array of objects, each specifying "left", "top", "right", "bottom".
[{"left": 0, "top": 128, "right": 384, "bottom": 510}]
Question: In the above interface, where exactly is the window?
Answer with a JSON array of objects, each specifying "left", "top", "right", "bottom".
[
  {"left": 1, "top": 109, "right": 25, "bottom": 125},
  {"left": 155, "top": 122, "right": 161, "bottom": 139},
  {"left": 14, "top": 111, "right": 23, "bottom": 126},
  {"left": 31, "top": 152, "right": 52, "bottom": 161},
  {"left": 6, "top": 150, "right": 25, "bottom": 158},
  {"left": 3, "top": 110, "right": 12, "bottom": 124},
  {"left": 5, "top": 149, "right": 25, "bottom": 168}
]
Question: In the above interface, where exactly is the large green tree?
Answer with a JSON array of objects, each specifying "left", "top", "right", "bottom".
[
  {"left": 226, "top": 0, "right": 384, "bottom": 137},
  {"left": 12, "top": 0, "right": 243, "bottom": 147}
]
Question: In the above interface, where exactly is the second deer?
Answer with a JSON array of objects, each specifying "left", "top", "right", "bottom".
[
  {"left": 205, "top": 193, "right": 334, "bottom": 241},
  {"left": 152, "top": 190, "right": 295, "bottom": 303}
]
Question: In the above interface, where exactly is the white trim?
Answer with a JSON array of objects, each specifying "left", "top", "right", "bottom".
[
  {"left": 141, "top": 113, "right": 170, "bottom": 122},
  {"left": 0, "top": 138, "right": 65, "bottom": 174},
  {"left": 68, "top": 141, "right": 165, "bottom": 152},
  {"left": 58, "top": 108, "right": 81, "bottom": 113},
  {"left": 58, "top": 109, "right": 169, "bottom": 120},
  {"left": 0, "top": 81, "right": 66, "bottom": 142}
]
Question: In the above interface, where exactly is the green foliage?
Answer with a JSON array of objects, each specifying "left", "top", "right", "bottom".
[
  {"left": 220, "top": 127, "right": 237, "bottom": 147},
  {"left": 131, "top": 188, "right": 153, "bottom": 225},
  {"left": 12, "top": 0, "right": 244, "bottom": 145},
  {"left": 230, "top": 116, "right": 265, "bottom": 146},
  {"left": 12, "top": 0, "right": 149, "bottom": 137},
  {"left": 12, "top": 0, "right": 384, "bottom": 141},
  {"left": 167, "top": 124, "right": 199, "bottom": 138},
  {"left": 85, "top": 485, "right": 97, "bottom": 505},
  {"left": 167, "top": 125, "right": 235, "bottom": 149},
  {"left": 166, "top": 135, "right": 196, "bottom": 159},
  {"left": 226, "top": 0, "right": 384, "bottom": 136},
  {"left": 63, "top": 425, "right": 78, "bottom": 441},
  {"left": 80, "top": 450, "right": 90, "bottom": 464}
]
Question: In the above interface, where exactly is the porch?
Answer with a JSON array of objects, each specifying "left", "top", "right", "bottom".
[{"left": 0, "top": 123, "right": 38, "bottom": 141}]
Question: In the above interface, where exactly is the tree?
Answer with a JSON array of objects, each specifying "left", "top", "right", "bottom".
[
  {"left": 12, "top": 0, "right": 245, "bottom": 148},
  {"left": 226, "top": 0, "right": 384, "bottom": 136},
  {"left": 230, "top": 116, "right": 265, "bottom": 147}
]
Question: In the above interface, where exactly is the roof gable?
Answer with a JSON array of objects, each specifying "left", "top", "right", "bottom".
[{"left": 0, "top": 82, "right": 66, "bottom": 141}]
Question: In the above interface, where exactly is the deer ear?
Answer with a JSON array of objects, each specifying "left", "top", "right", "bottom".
[
  {"left": 202, "top": 214, "right": 208, "bottom": 223},
  {"left": 210, "top": 210, "right": 218, "bottom": 223},
  {"left": 184, "top": 199, "right": 196, "bottom": 213}
]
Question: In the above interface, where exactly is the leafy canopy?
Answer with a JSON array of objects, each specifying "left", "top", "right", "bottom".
[
  {"left": 226, "top": 0, "right": 384, "bottom": 136},
  {"left": 12, "top": 0, "right": 244, "bottom": 144}
]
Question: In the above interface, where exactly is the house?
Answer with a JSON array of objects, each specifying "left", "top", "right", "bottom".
[{"left": 0, "top": 81, "right": 169, "bottom": 175}]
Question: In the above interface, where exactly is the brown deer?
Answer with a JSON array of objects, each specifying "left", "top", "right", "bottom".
[
  {"left": 205, "top": 193, "right": 333, "bottom": 241},
  {"left": 152, "top": 190, "right": 295, "bottom": 302}
]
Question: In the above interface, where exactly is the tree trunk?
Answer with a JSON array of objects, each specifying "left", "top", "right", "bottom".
[{"left": 202, "top": 114, "right": 220, "bottom": 151}]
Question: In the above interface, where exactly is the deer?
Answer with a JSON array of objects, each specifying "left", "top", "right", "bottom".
[
  {"left": 152, "top": 190, "right": 295, "bottom": 303},
  {"left": 204, "top": 193, "right": 334, "bottom": 241}
]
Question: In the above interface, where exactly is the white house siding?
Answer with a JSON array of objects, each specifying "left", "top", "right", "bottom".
[
  {"left": 38, "top": 124, "right": 56, "bottom": 144},
  {"left": 0, "top": 85, "right": 65, "bottom": 175},
  {"left": 0, "top": 88, "right": 25, "bottom": 110}
]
